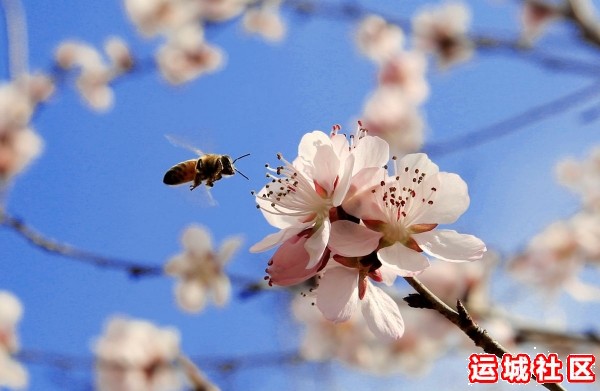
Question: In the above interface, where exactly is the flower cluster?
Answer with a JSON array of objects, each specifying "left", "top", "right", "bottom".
[
  {"left": 124, "top": 0, "right": 286, "bottom": 85},
  {"left": 93, "top": 317, "right": 185, "bottom": 391},
  {"left": 55, "top": 37, "right": 133, "bottom": 111},
  {"left": 0, "top": 74, "right": 53, "bottom": 183},
  {"left": 165, "top": 224, "right": 243, "bottom": 313},
  {"left": 354, "top": 15, "right": 428, "bottom": 155},
  {"left": 509, "top": 146, "right": 600, "bottom": 301},
  {"left": 0, "top": 291, "right": 27, "bottom": 389},
  {"left": 251, "top": 127, "right": 486, "bottom": 339}
]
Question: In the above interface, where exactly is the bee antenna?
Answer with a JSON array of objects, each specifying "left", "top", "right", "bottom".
[
  {"left": 235, "top": 168, "right": 249, "bottom": 180},
  {"left": 232, "top": 153, "right": 251, "bottom": 163}
]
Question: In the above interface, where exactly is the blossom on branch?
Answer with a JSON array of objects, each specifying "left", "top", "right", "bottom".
[
  {"left": 165, "top": 224, "right": 243, "bottom": 313},
  {"left": 412, "top": 2, "right": 473, "bottom": 67},
  {"left": 243, "top": 5, "right": 286, "bottom": 42},
  {"left": 252, "top": 126, "right": 485, "bottom": 340},
  {"left": 0, "top": 291, "right": 27, "bottom": 389},
  {"left": 355, "top": 15, "right": 404, "bottom": 63},
  {"left": 93, "top": 317, "right": 184, "bottom": 391}
]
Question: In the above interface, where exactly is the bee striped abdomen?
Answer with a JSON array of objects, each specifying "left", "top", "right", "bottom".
[{"left": 163, "top": 159, "right": 197, "bottom": 185}]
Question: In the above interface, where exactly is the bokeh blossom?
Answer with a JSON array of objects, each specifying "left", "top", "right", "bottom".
[
  {"left": 355, "top": 15, "right": 404, "bottom": 62},
  {"left": 0, "top": 75, "right": 52, "bottom": 182},
  {"left": 412, "top": 2, "right": 473, "bottom": 67},
  {"left": 93, "top": 317, "right": 184, "bottom": 391},
  {"left": 55, "top": 38, "right": 133, "bottom": 111},
  {"left": 252, "top": 126, "right": 485, "bottom": 340},
  {"left": 520, "top": 1, "right": 560, "bottom": 45},
  {"left": 165, "top": 224, "right": 243, "bottom": 313},
  {"left": 0, "top": 291, "right": 27, "bottom": 389},
  {"left": 243, "top": 4, "right": 286, "bottom": 42}
]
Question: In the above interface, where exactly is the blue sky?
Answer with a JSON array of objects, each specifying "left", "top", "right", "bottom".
[{"left": 1, "top": 0, "right": 599, "bottom": 390}]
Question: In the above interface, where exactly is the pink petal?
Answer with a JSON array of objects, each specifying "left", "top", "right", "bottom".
[
  {"left": 377, "top": 262, "right": 401, "bottom": 285},
  {"left": 413, "top": 230, "right": 486, "bottom": 262},
  {"left": 328, "top": 220, "right": 382, "bottom": 257},
  {"left": 312, "top": 144, "right": 340, "bottom": 196},
  {"left": 250, "top": 225, "right": 307, "bottom": 253},
  {"left": 412, "top": 172, "right": 470, "bottom": 225},
  {"left": 352, "top": 135, "right": 390, "bottom": 175},
  {"left": 175, "top": 282, "right": 206, "bottom": 313},
  {"left": 377, "top": 242, "right": 430, "bottom": 276},
  {"left": 316, "top": 266, "right": 359, "bottom": 322},
  {"left": 361, "top": 283, "right": 405, "bottom": 340},
  {"left": 267, "top": 232, "right": 324, "bottom": 286},
  {"left": 342, "top": 167, "right": 386, "bottom": 219},
  {"left": 330, "top": 133, "right": 350, "bottom": 162},
  {"left": 305, "top": 221, "right": 331, "bottom": 269},
  {"left": 332, "top": 154, "right": 355, "bottom": 207},
  {"left": 218, "top": 236, "right": 244, "bottom": 265}
]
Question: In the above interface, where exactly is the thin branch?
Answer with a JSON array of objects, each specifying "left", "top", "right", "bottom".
[
  {"left": 0, "top": 0, "right": 28, "bottom": 78},
  {"left": 423, "top": 79, "right": 600, "bottom": 157},
  {"left": 283, "top": 0, "right": 600, "bottom": 78},
  {"left": 515, "top": 325, "right": 600, "bottom": 347},
  {"left": 0, "top": 209, "right": 163, "bottom": 277},
  {"left": 403, "top": 276, "right": 567, "bottom": 391}
]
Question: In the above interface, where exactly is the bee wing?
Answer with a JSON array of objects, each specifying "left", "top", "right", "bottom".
[{"left": 165, "top": 134, "right": 205, "bottom": 156}]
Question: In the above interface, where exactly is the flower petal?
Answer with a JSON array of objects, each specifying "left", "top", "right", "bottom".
[
  {"left": 328, "top": 220, "right": 382, "bottom": 257},
  {"left": 316, "top": 266, "right": 359, "bottom": 322},
  {"left": 182, "top": 225, "right": 213, "bottom": 255},
  {"left": 330, "top": 133, "right": 350, "bottom": 162},
  {"left": 297, "top": 130, "right": 332, "bottom": 161},
  {"left": 256, "top": 193, "right": 301, "bottom": 229},
  {"left": 413, "top": 229, "right": 486, "bottom": 262},
  {"left": 218, "top": 236, "right": 244, "bottom": 265},
  {"left": 267, "top": 233, "right": 324, "bottom": 286},
  {"left": 211, "top": 274, "right": 231, "bottom": 306},
  {"left": 250, "top": 225, "right": 307, "bottom": 253},
  {"left": 397, "top": 153, "right": 439, "bottom": 177},
  {"left": 332, "top": 153, "right": 355, "bottom": 206},
  {"left": 377, "top": 242, "right": 430, "bottom": 276},
  {"left": 175, "top": 282, "right": 206, "bottom": 313},
  {"left": 312, "top": 144, "right": 340, "bottom": 196},
  {"left": 305, "top": 220, "right": 331, "bottom": 269},
  {"left": 412, "top": 172, "right": 469, "bottom": 225},
  {"left": 352, "top": 135, "right": 390, "bottom": 174},
  {"left": 342, "top": 167, "right": 386, "bottom": 219},
  {"left": 361, "top": 282, "right": 404, "bottom": 340}
]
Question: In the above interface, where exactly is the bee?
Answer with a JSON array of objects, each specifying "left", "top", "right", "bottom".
[{"left": 163, "top": 135, "right": 250, "bottom": 191}]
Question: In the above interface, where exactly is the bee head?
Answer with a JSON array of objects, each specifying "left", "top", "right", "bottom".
[{"left": 220, "top": 155, "right": 236, "bottom": 176}]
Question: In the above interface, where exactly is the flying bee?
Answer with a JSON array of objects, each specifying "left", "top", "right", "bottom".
[{"left": 163, "top": 135, "right": 250, "bottom": 191}]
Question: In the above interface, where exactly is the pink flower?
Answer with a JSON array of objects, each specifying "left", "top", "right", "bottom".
[
  {"left": 329, "top": 153, "right": 486, "bottom": 276},
  {"left": 0, "top": 291, "right": 27, "bottom": 389},
  {"left": 250, "top": 128, "right": 389, "bottom": 285},
  {"left": 378, "top": 51, "right": 429, "bottom": 105}
]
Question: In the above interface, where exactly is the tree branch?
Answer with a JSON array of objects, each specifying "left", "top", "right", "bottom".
[{"left": 403, "top": 276, "right": 567, "bottom": 391}]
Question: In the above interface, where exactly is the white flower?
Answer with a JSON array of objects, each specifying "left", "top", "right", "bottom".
[
  {"left": 93, "top": 317, "right": 183, "bottom": 391},
  {"left": 329, "top": 153, "right": 486, "bottom": 276},
  {"left": 196, "top": 0, "right": 249, "bottom": 22},
  {"left": 165, "top": 224, "right": 242, "bottom": 313},
  {"left": 0, "top": 127, "right": 43, "bottom": 181},
  {"left": 243, "top": 6, "right": 286, "bottom": 42},
  {"left": 105, "top": 37, "right": 134, "bottom": 72},
  {"left": 412, "top": 2, "right": 473, "bottom": 67},
  {"left": 250, "top": 127, "right": 389, "bottom": 285},
  {"left": 0, "top": 291, "right": 27, "bottom": 389},
  {"left": 361, "top": 87, "right": 425, "bottom": 155},
  {"left": 355, "top": 15, "right": 404, "bottom": 62},
  {"left": 124, "top": 0, "right": 198, "bottom": 37},
  {"left": 555, "top": 146, "right": 600, "bottom": 212},
  {"left": 156, "top": 26, "right": 225, "bottom": 85}
]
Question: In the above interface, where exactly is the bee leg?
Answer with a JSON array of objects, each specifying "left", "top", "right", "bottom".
[{"left": 190, "top": 176, "right": 202, "bottom": 191}]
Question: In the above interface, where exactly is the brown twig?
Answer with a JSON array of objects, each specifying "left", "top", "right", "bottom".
[{"left": 403, "top": 276, "right": 567, "bottom": 391}]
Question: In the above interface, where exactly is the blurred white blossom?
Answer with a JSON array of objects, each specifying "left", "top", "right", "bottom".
[
  {"left": 124, "top": 0, "right": 198, "bottom": 37},
  {"left": 378, "top": 51, "right": 429, "bottom": 105},
  {"left": 0, "top": 291, "right": 27, "bottom": 389},
  {"left": 556, "top": 146, "right": 600, "bottom": 212},
  {"left": 243, "top": 6, "right": 286, "bottom": 42},
  {"left": 361, "top": 87, "right": 426, "bottom": 154},
  {"left": 412, "top": 2, "right": 473, "bottom": 67},
  {"left": 165, "top": 224, "right": 242, "bottom": 313},
  {"left": 55, "top": 38, "right": 133, "bottom": 111},
  {"left": 93, "top": 317, "right": 183, "bottom": 391},
  {"left": 355, "top": 15, "right": 404, "bottom": 62}
]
